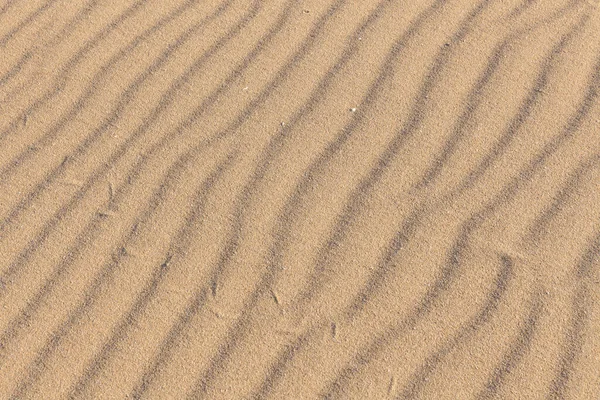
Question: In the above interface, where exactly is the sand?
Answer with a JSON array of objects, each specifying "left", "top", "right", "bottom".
[{"left": 1, "top": 0, "right": 600, "bottom": 398}]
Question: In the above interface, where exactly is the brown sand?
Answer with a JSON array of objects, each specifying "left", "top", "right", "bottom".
[{"left": 1, "top": 0, "right": 600, "bottom": 398}]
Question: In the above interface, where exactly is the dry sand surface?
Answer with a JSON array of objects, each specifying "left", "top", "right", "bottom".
[{"left": 1, "top": 0, "right": 600, "bottom": 398}]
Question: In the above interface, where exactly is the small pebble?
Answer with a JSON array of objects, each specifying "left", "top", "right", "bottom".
[{"left": 350, "top": 108, "right": 357, "bottom": 112}]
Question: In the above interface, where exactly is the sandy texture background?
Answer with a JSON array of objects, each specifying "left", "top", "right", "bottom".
[{"left": 1, "top": 0, "right": 600, "bottom": 398}]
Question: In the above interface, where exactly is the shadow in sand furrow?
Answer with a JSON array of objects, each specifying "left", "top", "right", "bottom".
[
  {"left": 184, "top": 0, "right": 581, "bottom": 395},
  {"left": 198, "top": 3, "right": 592, "bottom": 400},
  {"left": 400, "top": 163, "right": 600, "bottom": 396},
  {"left": 0, "top": 0, "right": 248, "bottom": 345},
  {"left": 248, "top": 0, "right": 448, "bottom": 318},
  {"left": 0, "top": 0, "right": 154, "bottom": 142},
  {"left": 0, "top": 0, "right": 60, "bottom": 47},
  {"left": 273, "top": 0, "right": 590, "bottom": 326},
  {"left": 0, "top": 0, "right": 251, "bottom": 370},
  {"left": 1, "top": 3, "right": 366, "bottom": 394},
  {"left": 0, "top": 0, "right": 100, "bottom": 92},
  {"left": 0, "top": 0, "right": 18, "bottom": 22},
  {"left": 249, "top": 327, "right": 322, "bottom": 400},
  {"left": 205, "top": 5, "right": 587, "bottom": 396},
  {"left": 504, "top": 0, "right": 538, "bottom": 21},
  {"left": 476, "top": 290, "right": 544, "bottom": 399},
  {"left": 5, "top": 138, "right": 237, "bottom": 398},
  {"left": 0, "top": 136, "right": 230, "bottom": 398},
  {"left": 188, "top": 0, "right": 456, "bottom": 390},
  {"left": 0, "top": 0, "right": 598, "bottom": 398},
  {"left": 526, "top": 153, "right": 600, "bottom": 246},
  {"left": 446, "top": 22, "right": 596, "bottom": 201},
  {"left": 128, "top": 288, "right": 211, "bottom": 399},
  {"left": 122, "top": 0, "right": 440, "bottom": 395},
  {"left": 326, "top": 66, "right": 600, "bottom": 400},
  {"left": 396, "top": 254, "right": 516, "bottom": 399},
  {"left": 0, "top": 0, "right": 223, "bottom": 142},
  {"left": 0, "top": 46, "right": 34, "bottom": 87},
  {"left": 0, "top": 0, "right": 233, "bottom": 169},
  {"left": 0, "top": 0, "right": 290, "bottom": 362},
  {"left": 0, "top": 0, "right": 250, "bottom": 286},
  {"left": 338, "top": 8, "right": 591, "bottom": 320},
  {"left": 0, "top": 0, "right": 329, "bottom": 375},
  {"left": 178, "top": 0, "right": 457, "bottom": 396},
  {"left": 64, "top": 152, "right": 238, "bottom": 399},
  {"left": 476, "top": 149, "right": 600, "bottom": 398},
  {"left": 202, "top": 0, "right": 427, "bottom": 300},
  {"left": 291, "top": 6, "right": 567, "bottom": 320},
  {"left": 319, "top": 218, "right": 476, "bottom": 398},
  {"left": 319, "top": 12, "right": 598, "bottom": 398},
  {"left": 276, "top": 6, "right": 592, "bottom": 396},
  {"left": 413, "top": 0, "right": 589, "bottom": 191},
  {"left": 129, "top": 0, "right": 424, "bottom": 394},
  {"left": 203, "top": 0, "right": 446, "bottom": 301},
  {"left": 547, "top": 229, "right": 600, "bottom": 399},
  {"left": 0, "top": 0, "right": 237, "bottom": 225},
  {"left": 7, "top": 149, "right": 236, "bottom": 399}
]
